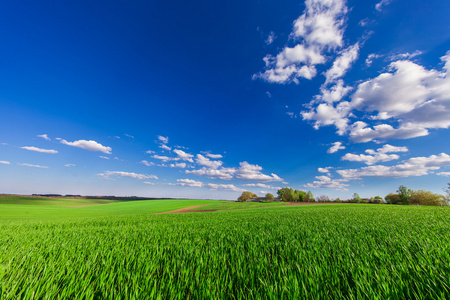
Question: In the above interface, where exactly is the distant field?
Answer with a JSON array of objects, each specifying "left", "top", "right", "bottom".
[
  {"left": 0, "top": 195, "right": 221, "bottom": 219},
  {"left": 1, "top": 199, "right": 449, "bottom": 298}
]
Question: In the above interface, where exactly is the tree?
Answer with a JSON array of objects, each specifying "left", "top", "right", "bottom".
[
  {"left": 445, "top": 183, "right": 450, "bottom": 205},
  {"left": 409, "top": 190, "right": 446, "bottom": 206},
  {"left": 316, "top": 195, "right": 330, "bottom": 202},
  {"left": 385, "top": 193, "right": 401, "bottom": 204},
  {"left": 305, "top": 191, "right": 315, "bottom": 202},
  {"left": 397, "top": 185, "right": 411, "bottom": 205},
  {"left": 238, "top": 191, "right": 257, "bottom": 202},
  {"left": 352, "top": 193, "right": 361, "bottom": 203},
  {"left": 265, "top": 193, "right": 274, "bottom": 201}
]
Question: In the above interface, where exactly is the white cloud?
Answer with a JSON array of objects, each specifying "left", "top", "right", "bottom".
[
  {"left": 146, "top": 150, "right": 155, "bottom": 154},
  {"left": 292, "top": 0, "right": 347, "bottom": 49},
  {"left": 304, "top": 51, "right": 450, "bottom": 143},
  {"left": 186, "top": 167, "right": 236, "bottom": 180},
  {"left": 203, "top": 152, "right": 223, "bottom": 159},
  {"left": 365, "top": 53, "right": 382, "bottom": 66},
  {"left": 327, "top": 142, "right": 345, "bottom": 154},
  {"left": 177, "top": 179, "right": 243, "bottom": 192},
  {"left": 325, "top": 43, "right": 360, "bottom": 84},
  {"left": 236, "top": 161, "right": 283, "bottom": 182},
  {"left": 389, "top": 50, "right": 422, "bottom": 61},
  {"left": 157, "top": 136, "right": 169, "bottom": 144},
  {"left": 37, "top": 134, "right": 50, "bottom": 141},
  {"left": 141, "top": 160, "right": 155, "bottom": 167},
  {"left": 337, "top": 153, "right": 450, "bottom": 180},
  {"left": 0, "top": 161, "right": 11, "bottom": 165},
  {"left": 342, "top": 144, "right": 408, "bottom": 165},
  {"left": 242, "top": 183, "right": 282, "bottom": 190},
  {"left": 304, "top": 175, "right": 349, "bottom": 190},
  {"left": 173, "top": 149, "right": 194, "bottom": 162},
  {"left": 301, "top": 101, "right": 352, "bottom": 135},
  {"left": 348, "top": 122, "right": 429, "bottom": 143},
  {"left": 170, "top": 163, "right": 187, "bottom": 168},
  {"left": 375, "top": 0, "right": 392, "bottom": 11},
  {"left": 437, "top": 172, "right": 450, "bottom": 177},
  {"left": 196, "top": 154, "right": 223, "bottom": 169},
  {"left": 124, "top": 134, "right": 134, "bottom": 138},
  {"left": 318, "top": 167, "right": 332, "bottom": 173},
  {"left": 159, "top": 144, "right": 172, "bottom": 151},
  {"left": 18, "top": 163, "right": 49, "bottom": 169},
  {"left": 152, "top": 155, "right": 173, "bottom": 162},
  {"left": 64, "top": 164, "right": 75, "bottom": 167},
  {"left": 177, "top": 178, "right": 204, "bottom": 187},
  {"left": 21, "top": 146, "right": 58, "bottom": 154},
  {"left": 314, "top": 80, "right": 352, "bottom": 104},
  {"left": 143, "top": 182, "right": 155, "bottom": 185},
  {"left": 58, "top": 139, "right": 112, "bottom": 154},
  {"left": 99, "top": 156, "right": 110, "bottom": 159},
  {"left": 97, "top": 171, "right": 158, "bottom": 180},
  {"left": 265, "top": 31, "right": 276, "bottom": 45},
  {"left": 255, "top": 0, "right": 348, "bottom": 84}
]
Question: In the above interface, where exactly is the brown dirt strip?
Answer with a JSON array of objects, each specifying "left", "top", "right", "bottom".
[
  {"left": 286, "top": 202, "right": 342, "bottom": 206},
  {"left": 157, "top": 205, "right": 217, "bottom": 214}
]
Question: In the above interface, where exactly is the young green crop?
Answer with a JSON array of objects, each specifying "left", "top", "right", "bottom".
[{"left": 0, "top": 204, "right": 449, "bottom": 299}]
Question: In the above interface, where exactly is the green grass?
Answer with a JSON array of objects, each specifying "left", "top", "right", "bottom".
[
  {"left": 1, "top": 201, "right": 449, "bottom": 299},
  {"left": 0, "top": 195, "right": 218, "bottom": 219}
]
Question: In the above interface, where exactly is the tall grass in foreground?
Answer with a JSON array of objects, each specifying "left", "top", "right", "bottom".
[{"left": 1, "top": 205, "right": 449, "bottom": 299}]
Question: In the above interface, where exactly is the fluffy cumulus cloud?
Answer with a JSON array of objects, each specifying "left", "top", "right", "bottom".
[
  {"left": 236, "top": 162, "right": 283, "bottom": 182},
  {"left": 304, "top": 175, "right": 349, "bottom": 190},
  {"left": 58, "top": 139, "right": 112, "bottom": 154},
  {"left": 176, "top": 179, "right": 243, "bottom": 192},
  {"left": 170, "top": 163, "right": 187, "bottom": 168},
  {"left": 98, "top": 171, "right": 158, "bottom": 180},
  {"left": 173, "top": 149, "right": 194, "bottom": 162},
  {"left": 0, "top": 161, "right": 11, "bottom": 165},
  {"left": 255, "top": 0, "right": 348, "bottom": 84},
  {"left": 21, "top": 146, "right": 58, "bottom": 154},
  {"left": 186, "top": 167, "right": 236, "bottom": 180},
  {"left": 337, "top": 153, "right": 450, "bottom": 180},
  {"left": 327, "top": 142, "right": 345, "bottom": 153},
  {"left": 18, "top": 163, "right": 49, "bottom": 168},
  {"left": 196, "top": 154, "right": 223, "bottom": 169},
  {"left": 303, "top": 51, "right": 450, "bottom": 143},
  {"left": 341, "top": 144, "right": 408, "bottom": 165},
  {"left": 318, "top": 167, "right": 332, "bottom": 173}
]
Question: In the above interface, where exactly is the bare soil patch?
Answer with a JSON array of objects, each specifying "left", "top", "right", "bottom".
[
  {"left": 286, "top": 202, "right": 341, "bottom": 206},
  {"left": 157, "top": 205, "right": 217, "bottom": 214}
]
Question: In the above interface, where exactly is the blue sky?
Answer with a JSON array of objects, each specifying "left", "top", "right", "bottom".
[{"left": 1, "top": 0, "right": 450, "bottom": 200}]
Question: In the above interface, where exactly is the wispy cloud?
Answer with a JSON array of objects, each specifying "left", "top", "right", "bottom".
[
  {"left": 176, "top": 179, "right": 243, "bottom": 192},
  {"left": 64, "top": 164, "right": 76, "bottom": 167},
  {"left": 18, "top": 163, "right": 49, "bottom": 168},
  {"left": 97, "top": 171, "right": 158, "bottom": 180},
  {"left": 157, "top": 135, "right": 169, "bottom": 144},
  {"left": 37, "top": 134, "right": 50, "bottom": 141},
  {"left": 0, "top": 161, "right": 11, "bottom": 165},
  {"left": 141, "top": 160, "right": 155, "bottom": 167},
  {"left": 21, "top": 146, "right": 58, "bottom": 154}
]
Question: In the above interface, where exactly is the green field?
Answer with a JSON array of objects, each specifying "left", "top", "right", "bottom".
[{"left": 1, "top": 196, "right": 449, "bottom": 299}]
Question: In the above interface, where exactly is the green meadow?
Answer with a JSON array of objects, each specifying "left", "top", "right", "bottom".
[{"left": 1, "top": 195, "right": 449, "bottom": 299}]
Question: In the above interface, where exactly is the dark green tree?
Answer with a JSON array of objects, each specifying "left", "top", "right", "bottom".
[{"left": 397, "top": 185, "right": 411, "bottom": 205}]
